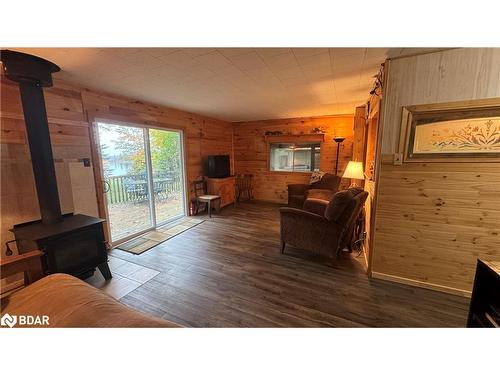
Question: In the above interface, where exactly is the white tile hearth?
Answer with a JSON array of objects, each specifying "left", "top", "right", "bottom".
[{"left": 85, "top": 255, "right": 159, "bottom": 300}]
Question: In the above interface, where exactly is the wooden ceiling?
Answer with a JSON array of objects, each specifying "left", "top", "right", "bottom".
[{"left": 12, "top": 48, "right": 439, "bottom": 121}]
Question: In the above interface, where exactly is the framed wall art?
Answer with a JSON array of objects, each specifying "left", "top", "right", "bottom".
[{"left": 399, "top": 98, "right": 500, "bottom": 163}]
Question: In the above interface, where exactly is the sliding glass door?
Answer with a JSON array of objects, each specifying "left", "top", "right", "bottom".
[
  {"left": 97, "top": 122, "right": 185, "bottom": 244},
  {"left": 148, "top": 128, "right": 184, "bottom": 224}
]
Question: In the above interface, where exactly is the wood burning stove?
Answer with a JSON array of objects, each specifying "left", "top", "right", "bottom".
[
  {"left": 11, "top": 214, "right": 111, "bottom": 280},
  {"left": 1, "top": 50, "right": 111, "bottom": 280}
]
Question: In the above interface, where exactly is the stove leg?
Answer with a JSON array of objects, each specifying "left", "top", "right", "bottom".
[{"left": 98, "top": 262, "right": 112, "bottom": 280}]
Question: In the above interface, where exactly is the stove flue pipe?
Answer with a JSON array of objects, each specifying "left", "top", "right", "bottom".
[{"left": 1, "top": 50, "right": 63, "bottom": 224}]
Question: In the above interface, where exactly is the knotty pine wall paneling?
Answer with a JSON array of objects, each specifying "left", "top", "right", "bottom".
[
  {"left": 371, "top": 48, "right": 500, "bottom": 295},
  {"left": 233, "top": 115, "right": 354, "bottom": 203}
]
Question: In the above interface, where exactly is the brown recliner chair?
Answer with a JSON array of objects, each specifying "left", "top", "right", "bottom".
[
  {"left": 280, "top": 187, "right": 368, "bottom": 260},
  {"left": 287, "top": 173, "right": 341, "bottom": 209}
]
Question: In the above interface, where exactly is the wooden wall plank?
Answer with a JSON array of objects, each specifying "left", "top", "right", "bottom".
[{"left": 372, "top": 48, "right": 500, "bottom": 294}]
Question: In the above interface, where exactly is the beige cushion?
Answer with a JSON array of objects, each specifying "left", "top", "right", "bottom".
[{"left": 0, "top": 274, "right": 179, "bottom": 328}]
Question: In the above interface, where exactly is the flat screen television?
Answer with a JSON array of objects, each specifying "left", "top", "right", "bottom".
[{"left": 206, "top": 155, "right": 230, "bottom": 178}]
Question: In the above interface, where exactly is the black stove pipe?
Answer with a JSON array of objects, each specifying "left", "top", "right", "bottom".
[
  {"left": 333, "top": 136, "right": 345, "bottom": 176},
  {"left": 1, "top": 50, "right": 63, "bottom": 224}
]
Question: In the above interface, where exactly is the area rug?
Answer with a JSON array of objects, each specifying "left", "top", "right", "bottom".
[{"left": 116, "top": 217, "right": 205, "bottom": 255}]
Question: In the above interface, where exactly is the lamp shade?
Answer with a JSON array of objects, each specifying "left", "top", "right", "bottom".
[{"left": 342, "top": 161, "right": 364, "bottom": 180}]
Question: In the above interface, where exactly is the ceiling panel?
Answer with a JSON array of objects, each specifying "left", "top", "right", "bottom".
[{"left": 6, "top": 48, "right": 443, "bottom": 122}]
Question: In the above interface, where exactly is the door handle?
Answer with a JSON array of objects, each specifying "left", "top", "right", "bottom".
[{"left": 103, "top": 180, "right": 110, "bottom": 193}]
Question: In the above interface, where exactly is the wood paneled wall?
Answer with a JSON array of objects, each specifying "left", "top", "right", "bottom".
[
  {"left": 233, "top": 115, "right": 354, "bottom": 203},
  {"left": 1, "top": 76, "right": 97, "bottom": 257},
  {"left": 371, "top": 48, "right": 500, "bottom": 295},
  {"left": 0, "top": 74, "right": 233, "bottom": 257}
]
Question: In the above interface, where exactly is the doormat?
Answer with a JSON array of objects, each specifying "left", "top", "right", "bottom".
[{"left": 116, "top": 217, "right": 205, "bottom": 255}]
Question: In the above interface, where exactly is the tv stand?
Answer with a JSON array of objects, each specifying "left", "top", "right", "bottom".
[{"left": 206, "top": 176, "right": 236, "bottom": 208}]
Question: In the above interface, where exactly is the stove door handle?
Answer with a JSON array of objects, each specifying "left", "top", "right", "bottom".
[{"left": 5, "top": 239, "right": 16, "bottom": 256}]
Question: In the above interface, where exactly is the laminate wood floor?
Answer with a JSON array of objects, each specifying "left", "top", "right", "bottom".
[{"left": 109, "top": 201, "right": 470, "bottom": 327}]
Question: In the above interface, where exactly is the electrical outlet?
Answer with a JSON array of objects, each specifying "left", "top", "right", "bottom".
[{"left": 393, "top": 153, "right": 403, "bottom": 165}]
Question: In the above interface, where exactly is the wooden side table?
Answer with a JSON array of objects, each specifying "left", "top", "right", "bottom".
[{"left": 207, "top": 176, "right": 236, "bottom": 208}]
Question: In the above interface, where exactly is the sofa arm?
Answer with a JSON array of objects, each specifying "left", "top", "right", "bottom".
[
  {"left": 287, "top": 183, "right": 311, "bottom": 196},
  {"left": 279, "top": 207, "right": 327, "bottom": 223},
  {"left": 305, "top": 188, "right": 335, "bottom": 201},
  {"left": 279, "top": 208, "right": 343, "bottom": 257}
]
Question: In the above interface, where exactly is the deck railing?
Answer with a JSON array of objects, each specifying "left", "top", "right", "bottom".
[{"left": 106, "top": 172, "right": 181, "bottom": 204}]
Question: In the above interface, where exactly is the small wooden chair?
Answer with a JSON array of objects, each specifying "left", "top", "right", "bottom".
[
  {"left": 236, "top": 174, "right": 253, "bottom": 202},
  {"left": 191, "top": 179, "right": 221, "bottom": 218}
]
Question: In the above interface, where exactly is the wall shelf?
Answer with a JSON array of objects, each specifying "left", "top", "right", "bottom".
[{"left": 264, "top": 133, "right": 325, "bottom": 143}]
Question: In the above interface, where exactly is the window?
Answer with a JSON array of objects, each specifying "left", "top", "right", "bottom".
[{"left": 269, "top": 143, "right": 321, "bottom": 172}]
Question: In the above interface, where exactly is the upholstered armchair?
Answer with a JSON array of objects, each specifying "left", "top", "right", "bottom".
[
  {"left": 280, "top": 187, "right": 368, "bottom": 260},
  {"left": 287, "top": 173, "right": 341, "bottom": 208}
]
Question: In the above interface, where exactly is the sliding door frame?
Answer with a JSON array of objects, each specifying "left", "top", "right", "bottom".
[
  {"left": 146, "top": 126, "right": 187, "bottom": 227},
  {"left": 90, "top": 118, "right": 187, "bottom": 247}
]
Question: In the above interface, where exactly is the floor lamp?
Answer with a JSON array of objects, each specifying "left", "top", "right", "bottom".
[{"left": 333, "top": 137, "right": 345, "bottom": 176}]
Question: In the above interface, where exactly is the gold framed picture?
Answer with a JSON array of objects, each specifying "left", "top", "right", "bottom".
[{"left": 399, "top": 98, "right": 500, "bottom": 163}]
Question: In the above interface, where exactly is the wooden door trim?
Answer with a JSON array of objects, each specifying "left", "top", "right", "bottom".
[
  {"left": 366, "top": 60, "right": 390, "bottom": 277},
  {"left": 86, "top": 111, "right": 111, "bottom": 244}
]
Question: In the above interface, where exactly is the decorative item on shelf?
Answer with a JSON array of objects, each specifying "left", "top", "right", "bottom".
[
  {"left": 369, "top": 63, "right": 384, "bottom": 97},
  {"left": 311, "top": 127, "right": 325, "bottom": 134},
  {"left": 309, "top": 171, "right": 325, "bottom": 184},
  {"left": 333, "top": 136, "right": 345, "bottom": 175},
  {"left": 342, "top": 161, "right": 365, "bottom": 187}
]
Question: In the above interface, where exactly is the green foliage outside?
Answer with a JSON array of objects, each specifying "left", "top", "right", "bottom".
[
  {"left": 100, "top": 124, "right": 181, "bottom": 176},
  {"left": 149, "top": 129, "right": 181, "bottom": 174}
]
